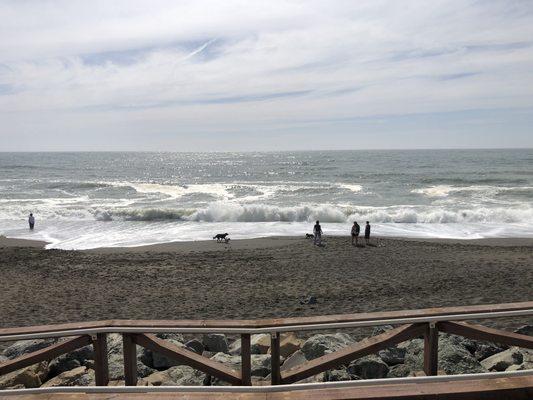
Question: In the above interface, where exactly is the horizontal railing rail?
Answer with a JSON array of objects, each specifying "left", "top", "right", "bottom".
[{"left": 0, "top": 301, "right": 532, "bottom": 390}]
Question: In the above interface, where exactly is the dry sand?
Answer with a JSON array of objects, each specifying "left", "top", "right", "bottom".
[{"left": 0, "top": 236, "right": 532, "bottom": 330}]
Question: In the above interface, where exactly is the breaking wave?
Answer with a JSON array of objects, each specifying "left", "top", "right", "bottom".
[{"left": 89, "top": 203, "right": 533, "bottom": 224}]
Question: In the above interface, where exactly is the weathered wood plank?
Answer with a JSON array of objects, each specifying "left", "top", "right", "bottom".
[
  {"left": 281, "top": 323, "right": 425, "bottom": 384},
  {"left": 270, "top": 333, "right": 281, "bottom": 385},
  {"left": 0, "top": 335, "right": 91, "bottom": 376},
  {"left": 439, "top": 321, "right": 533, "bottom": 349},
  {"left": 122, "top": 333, "right": 137, "bottom": 386},
  {"left": 93, "top": 333, "right": 109, "bottom": 386},
  {"left": 133, "top": 333, "right": 242, "bottom": 385},
  {"left": 423, "top": 323, "right": 438, "bottom": 376},
  {"left": 241, "top": 333, "right": 252, "bottom": 386},
  {"left": 1, "top": 375, "right": 532, "bottom": 399},
  {"left": 1, "top": 301, "right": 531, "bottom": 338}
]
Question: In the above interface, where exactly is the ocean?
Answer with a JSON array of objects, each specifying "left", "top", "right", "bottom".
[{"left": 1, "top": 149, "right": 532, "bottom": 249}]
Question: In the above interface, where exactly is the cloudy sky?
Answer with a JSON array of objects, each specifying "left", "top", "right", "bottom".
[{"left": 1, "top": 0, "right": 532, "bottom": 151}]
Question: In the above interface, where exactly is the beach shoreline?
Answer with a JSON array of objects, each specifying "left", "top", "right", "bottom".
[
  {"left": 2, "top": 234, "right": 533, "bottom": 252},
  {"left": 1, "top": 235, "right": 531, "bottom": 330}
]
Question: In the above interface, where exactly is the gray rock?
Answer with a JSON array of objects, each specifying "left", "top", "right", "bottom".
[
  {"left": 209, "top": 352, "right": 275, "bottom": 378},
  {"left": 378, "top": 347, "right": 406, "bottom": 366},
  {"left": 143, "top": 365, "right": 205, "bottom": 386},
  {"left": 228, "top": 339, "right": 241, "bottom": 356},
  {"left": 481, "top": 347, "right": 523, "bottom": 371},
  {"left": 506, "top": 362, "right": 533, "bottom": 372},
  {"left": 301, "top": 333, "right": 353, "bottom": 360},
  {"left": 203, "top": 334, "right": 229, "bottom": 353},
  {"left": 41, "top": 366, "right": 94, "bottom": 387},
  {"left": 3, "top": 339, "right": 56, "bottom": 359},
  {"left": 108, "top": 353, "right": 155, "bottom": 380},
  {"left": 151, "top": 338, "right": 185, "bottom": 369},
  {"left": 348, "top": 355, "right": 389, "bottom": 379},
  {"left": 0, "top": 362, "right": 48, "bottom": 389},
  {"left": 0, "top": 355, "right": 8, "bottom": 363},
  {"left": 475, "top": 343, "right": 507, "bottom": 361},
  {"left": 404, "top": 337, "right": 486, "bottom": 375},
  {"left": 49, "top": 345, "right": 94, "bottom": 377},
  {"left": 251, "top": 334, "right": 271, "bottom": 354},
  {"left": 371, "top": 325, "right": 394, "bottom": 336},
  {"left": 514, "top": 325, "right": 533, "bottom": 336},
  {"left": 185, "top": 339, "right": 204, "bottom": 355},
  {"left": 323, "top": 369, "right": 358, "bottom": 381},
  {"left": 387, "top": 364, "right": 411, "bottom": 378},
  {"left": 281, "top": 350, "right": 307, "bottom": 371}
]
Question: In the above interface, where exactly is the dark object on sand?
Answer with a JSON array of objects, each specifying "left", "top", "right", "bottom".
[
  {"left": 305, "top": 233, "right": 314, "bottom": 239},
  {"left": 300, "top": 295, "right": 318, "bottom": 305},
  {"left": 213, "top": 233, "right": 229, "bottom": 242}
]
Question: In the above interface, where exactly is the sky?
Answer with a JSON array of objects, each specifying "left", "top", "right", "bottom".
[{"left": 1, "top": 0, "right": 533, "bottom": 151}]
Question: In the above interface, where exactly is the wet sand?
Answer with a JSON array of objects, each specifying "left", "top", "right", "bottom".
[{"left": 0, "top": 236, "right": 532, "bottom": 329}]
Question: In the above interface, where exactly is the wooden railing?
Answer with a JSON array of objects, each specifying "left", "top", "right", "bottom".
[{"left": 0, "top": 301, "right": 532, "bottom": 390}]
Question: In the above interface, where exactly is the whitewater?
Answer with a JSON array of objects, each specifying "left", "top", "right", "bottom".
[{"left": 1, "top": 150, "right": 532, "bottom": 249}]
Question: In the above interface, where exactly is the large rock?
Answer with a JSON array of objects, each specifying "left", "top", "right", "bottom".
[
  {"left": 323, "top": 369, "right": 358, "bottom": 381},
  {"left": 209, "top": 352, "right": 275, "bottom": 378},
  {"left": 143, "top": 365, "right": 205, "bottom": 386},
  {"left": 276, "top": 333, "right": 303, "bottom": 358},
  {"left": 388, "top": 364, "right": 411, "bottom": 378},
  {"left": 481, "top": 347, "right": 523, "bottom": 371},
  {"left": 108, "top": 353, "right": 155, "bottom": 380},
  {"left": 281, "top": 350, "right": 307, "bottom": 371},
  {"left": 150, "top": 338, "right": 185, "bottom": 369},
  {"left": 0, "top": 362, "right": 48, "bottom": 389},
  {"left": 403, "top": 337, "right": 486, "bottom": 375},
  {"left": 2, "top": 339, "right": 57, "bottom": 359},
  {"left": 378, "top": 347, "right": 406, "bottom": 366},
  {"left": 437, "top": 336, "right": 487, "bottom": 374},
  {"left": 203, "top": 334, "right": 229, "bottom": 353},
  {"left": 41, "top": 366, "right": 94, "bottom": 387},
  {"left": 48, "top": 345, "right": 94, "bottom": 377},
  {"left": 251, "top": 334, "right": 271, "bottom": 354},
  {"left": 301, "top": 333, "right": 353, "bottom": 360},
  {"left": 474, "top": 343, "right": 507, "bottom": 361},
  {"left": 348, "top": 355, "right": 389, "bottom": 379},
  {"left": 185, "top": 339, "right": 204, "bottom": 355},
  {"left": 228, "top": 339, "right": 242, "bottom": 356}
]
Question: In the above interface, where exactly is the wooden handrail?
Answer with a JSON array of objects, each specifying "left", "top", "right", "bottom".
[
  {"left": 1, "top": 302, "right": 532, "bottom": 392},
  {"left": 1, "top": 301, "right": 532, "bottom": 338}
]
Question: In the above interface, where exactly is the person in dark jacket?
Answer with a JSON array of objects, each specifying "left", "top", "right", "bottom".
[
  {"left": 351, "top": 221, "right": 360, "bottom": 246},
  {"left": 364, "top": 221, "right": 371, "bottom": 245}
]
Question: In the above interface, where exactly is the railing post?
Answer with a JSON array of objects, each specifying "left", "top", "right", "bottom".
[
  {"left": 122, "top": 333, "right": 137, "bottom": 386},
  {"left": 92, "top": 333, "right": 109, "bottom": 386},
  {"left": 270, "top": 332, "right": 281, "bottom": 385},
  {"left": 240, "top": 333, "right": 252, "bottom": 386},
  {"left": 424, "top": 322, "right": 438, "bottom": 376}
]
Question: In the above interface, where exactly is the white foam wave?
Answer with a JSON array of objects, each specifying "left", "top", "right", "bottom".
[
  {"left": 412, "top": 185, "right": 533, "bottom": 198},
  {"left": 338, "top": 183, "right": 363, "bottom": 193}
]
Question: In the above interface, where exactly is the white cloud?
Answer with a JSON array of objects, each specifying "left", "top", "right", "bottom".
[{"left": 0, "top": 0, "right": 532, "bottom": 150}]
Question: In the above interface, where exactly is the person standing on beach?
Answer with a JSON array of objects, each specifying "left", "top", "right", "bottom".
[
  {"left": 351, "top": 221, "right": 360, "bottom": 246},
  {"left": 28, "top": 213, "right": 35, "bottom": 230},
  {"left": 313, "top": 220, "right": 322, "bottom": 245},
  {"left": 365, "top": 221, "right": 371, "bottom": 245}
]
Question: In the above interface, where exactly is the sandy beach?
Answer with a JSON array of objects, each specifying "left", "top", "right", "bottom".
[{"left": 1, "top": 235, "right": 532, "bottom": 331}]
